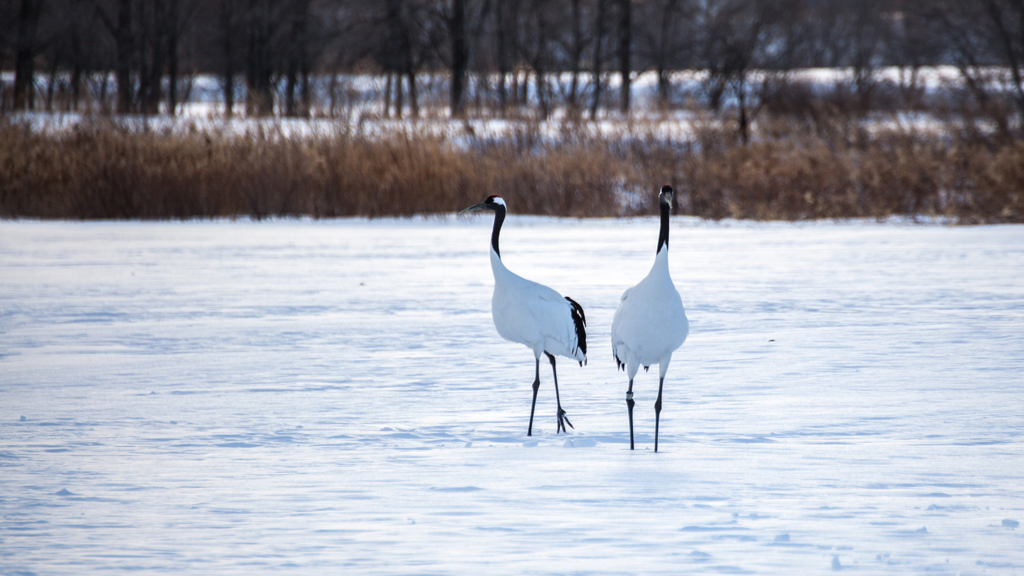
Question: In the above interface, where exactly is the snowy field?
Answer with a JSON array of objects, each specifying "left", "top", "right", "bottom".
[{"left": 1, "top": 216, "right": 1023, "bottom": 574}]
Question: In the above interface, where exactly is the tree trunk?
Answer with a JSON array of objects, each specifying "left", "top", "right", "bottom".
[
  {"left": 536, "top": 65, "right": 549, "bottom": 119},
  {"left": 511, "top": 69, "right": 519, "bottom": 106},
  {"left": 220, "top": 0, "right": 236, "bottom": 117},
  {"left": 284, "top": 0, "right": 309, "bottom": 117},
  {"left": 13, "top": 0, "right": 45, "bottom": 111},
  {"left": 154, "top": 0, "right": 169, "bottom": 114},
  {"left": 328, "top": 74, "right": 338, "bottom": 118},
  {"left": 590, "top": 0, "right": 606, "bottom": 119},
  {"left": 115, "top": 0, "right": 133, "bottom": 113},
  {"left": 245, "top": 0, "right": 274, "bottom": 116},
  {"left": 737, "top": 76, "right": 749, "bottom": 145},
  {"left": 223, "top": 66, "right": 235, "bottom": 118},
  {"left": 45, "top": 52, "right": 58, "bottom": 111},
  {"left": 617, "top": 0, "right": 631, "bottom": 114},
  {"left": 285, "top": 64, "right": 297, "bottom": 116},
  {"left": 385, "top": 0, "right": 404, "bottom": 118},
  {"left": 395, "top": 72, "right": 404, "bottom": 118},
  {"left": 168, "top": 0, "right": 180, "bottom": 115},
  {"left": 569, "top": 0, "right": 581, "bottom": 110},
  {"left": 656, "top": 0, "right": 678, "bottom": 109},
  {"left": 496, "top": 0, "right": 509, "bottom": 113},
  {"left": 138, "top": 0, "right": 167, "bottom": 116},
  {"left": 450, "top": 0, "right": 468, "bottom": 117},
  {"left": 300, "top": 69, "right": 310, "bottom": 118},
  {"left": 530, "top": 0, "right": 551, "bottom": 118},
  {"left": 300, "top": 46, "right": 311, "bottom": 117},
  {"left": 71, "top": 63, "right": 82, "bottom": 111},
  {"left": 99, "top": 72, "right": 110, "bottom": 113},
  {"left": 71, "top": 24, "right": 83, "bottom": 111}
]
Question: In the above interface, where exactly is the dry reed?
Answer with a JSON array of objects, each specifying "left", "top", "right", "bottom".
[{"left": 1, "top": 115, "right": 1022, "bottom": 222}]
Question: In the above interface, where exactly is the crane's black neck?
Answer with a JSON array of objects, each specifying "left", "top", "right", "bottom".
[
  {"left": 491, "top": 204, "right": 506, "bottom": 258},
  {"left": 656, "top": 199, "right": 670, "bottom": 254}
]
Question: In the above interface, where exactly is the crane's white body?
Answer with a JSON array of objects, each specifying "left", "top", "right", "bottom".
[
  {"left": 490, "top": 248, "right": 587, "bottom": 364},
  {"left": 611, "top": 186, "right": 687, "bottom": 451},
  {"left": 460, "top": 194, "right": 586, "bottom": 435},
  {"left": 611, "top": 246, "right": 688, "bottom": 381}
]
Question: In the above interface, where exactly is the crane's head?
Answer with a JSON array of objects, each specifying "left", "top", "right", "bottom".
[
  {"left": 459, "top": 195, "right": 506, "bottom": 214},
  {"left": 659, "top": 185, "right": 674, "bottom": 205}
]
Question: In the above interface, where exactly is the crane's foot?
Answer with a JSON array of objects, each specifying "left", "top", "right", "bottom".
[{"left": 557, "top": 407, "right": 574, "bottom": 434}]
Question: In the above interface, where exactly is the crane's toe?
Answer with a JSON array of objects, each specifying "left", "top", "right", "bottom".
[{"left": 557, "top": 408, "right": 574, "bottom": 433}]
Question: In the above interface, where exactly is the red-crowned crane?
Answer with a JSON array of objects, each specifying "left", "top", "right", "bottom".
[
  {"left": 611, "top": 185, "right": 689, "bottom": 452},
  {"left": 460, "top": 195, "right": 587, "bottom": 436}
]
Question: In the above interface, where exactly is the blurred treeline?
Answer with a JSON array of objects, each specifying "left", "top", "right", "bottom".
[
  {"left": 2, "top": 0, "right": 1024, "bottom": 223},
  {"left": 1, "top": 0, "right": 1023, "bottom": 125}
]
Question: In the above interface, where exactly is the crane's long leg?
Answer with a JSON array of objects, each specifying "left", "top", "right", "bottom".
[
  {"left": 546, "top": 353, "right": 573, "bottom": 433},
  {"left": 626, "top": 379, "right": 635, "bottom": 450},
  {"left": 654, "top": 376, "right": 665, "bottom": 452},
  {"left": 527, "top": 357, "right": 541, "bottom": 436}
]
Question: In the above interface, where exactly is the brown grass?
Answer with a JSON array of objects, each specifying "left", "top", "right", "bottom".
[
  {"left": 677, "top": 117, "right": 1024, "bottom": 222},
  {"left": 0, "top": 119, "right": 631, "bottom": 219},
  {"left": 1, "top": 115, "right": 1022, "bottom": 222}
]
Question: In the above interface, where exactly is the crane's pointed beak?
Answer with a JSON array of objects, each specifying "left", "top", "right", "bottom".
[{"left": 459, "top": 201, "right": 487, "bottom": 214}]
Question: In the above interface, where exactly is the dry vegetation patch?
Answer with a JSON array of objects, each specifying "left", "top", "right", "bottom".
[{"left": 1, "top": 116, "right": 1022, "bottom": 222}]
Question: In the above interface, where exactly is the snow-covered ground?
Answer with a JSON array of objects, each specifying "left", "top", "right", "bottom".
[{"left": 1, "top": 217, "right": 1022, "bottom": 574}]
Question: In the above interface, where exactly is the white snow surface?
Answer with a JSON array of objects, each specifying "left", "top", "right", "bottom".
[{"left": 1, "top": 217, "right": 1023, "bottom": 574}]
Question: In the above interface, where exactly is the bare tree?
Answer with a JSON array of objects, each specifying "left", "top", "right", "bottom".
[
  {"left": 700, "top": 0, "right": 783, "bottom": 143},
  {"left": 214, "top": 0, "right": 242, "bottom": 117},
  {"left": 983, "top": 0, "right": 1024, "bottom": 121},
  {"left": 494, "top": 0, "right": 518, "bottom": 112},
  {"left": 589, "top": 0, "right": 608, "bottom": 119},
  {"left": 636, "top": 0, "right": 690, "bottom": 109},
  {"left": 926, "top": 0, "right": 1023, "bottom": 138},
  {"left": 526, "top": 0, "right": 595, "bottom": 115},
  {"left": 465, "top": 0, "right": 492, "bottom": 114},
  {"left": 449, "top": 0, "right": 468, "bottom": 116},
  {"left": 382, "top": 0, "right": 402, "bottom": 117},
  {"left": 846, "top": 0, "right": 885, "bottom": 112},
  {"left": 243, "top": 0, "right": 281, "bottom": 116},
  {"left": 96, "top": 0, "right": 135, "bottom": 114},
  {"left": 348, "top": 0, "right": 438, "bottom": 119},
  {"left": 166, "top": 0, "right": 200, "bottom": 115},
  {"left": 284, "top": 0, "right": 311, "bottom": 117},
  {"left": 517, "top": 0, "right": 559, "bottom": 118},
  {"left": 136, "top": 0, "right": 165, "bottom": 114},
  {"left": 0, "top": 4, "right": 15, "bottom": 98},
  {"left": 378, "top": 0, "right": 431, "bottom": 118},
  {"left": 133, "top": 0, "right": 196, "bottom": 115},
  {"left": 30, "top": 0, "right": 103, "bottom": 112},
  {"left": 13, "top": 0, "right": 45, "bottom": 110},
  {"left": 567, "top": 0, "right": 583, "bottom": 110},
  {"left": 616, "top": 0, "right": 630, "bottom": 113},
  {"left": 884, "top": 1, "right": 943, "bottom": 110},
  {"left": 8, "top": 0, "right": 1023, "bottom": 125}
]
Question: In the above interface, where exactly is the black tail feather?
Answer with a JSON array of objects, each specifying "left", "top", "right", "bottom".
[{"left": 564, "top": 296, "right": 587, "bottom": 365}]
